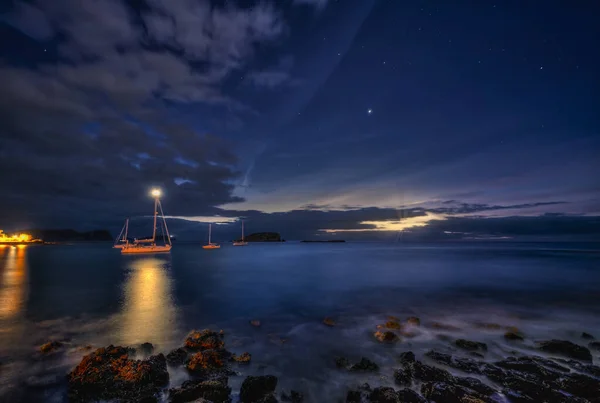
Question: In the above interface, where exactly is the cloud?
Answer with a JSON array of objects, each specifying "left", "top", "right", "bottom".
[
  {"left": 246, "top": 56, "right": 299, "bottom": 89},
  {"left": 0, "top": 0, "right": 288, "bottom": 230},
  {"left": 319, "top": 212, "right": 446, "bottom": 233}
]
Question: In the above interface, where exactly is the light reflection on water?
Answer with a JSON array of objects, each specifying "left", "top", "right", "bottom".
[
  {"left": 0, "top": 245, "right": 28, "bottom": 320},
  {"left": 118, "top": 256, "right": 179, "bottom": 348}
]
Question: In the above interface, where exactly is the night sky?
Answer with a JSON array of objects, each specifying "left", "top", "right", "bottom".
[{"left": 1, "top": 0, "right": 599, "bottom": 241}]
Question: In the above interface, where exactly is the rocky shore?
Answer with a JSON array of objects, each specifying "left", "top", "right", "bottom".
[{"left": 38, "top": 316, "right": 600, "bottom": 402}]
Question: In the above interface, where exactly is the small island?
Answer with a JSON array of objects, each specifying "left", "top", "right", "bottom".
[
  {"left": 235, "top": 232, "right": 285, "bottom": 242},
  {"left": 301, "top": 240, "right": 346, "bottom": 243}
]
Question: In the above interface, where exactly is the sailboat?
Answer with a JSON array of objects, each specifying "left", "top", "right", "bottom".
[
  {"left": 113, "top": 218, "right": 129, "bottom": 249},
  {"left": 121, "top": 189, "right": 172, "bottom": 254},
  {"left": 202, "top": 223, "right": 220, "bottom": 249},
  {"left": 232, "top": 220, "right": 248, "bottom": 246}
]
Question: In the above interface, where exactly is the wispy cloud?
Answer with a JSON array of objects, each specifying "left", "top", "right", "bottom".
[{"left": 319, "top": 212, "right": 446, "bottom": 233}]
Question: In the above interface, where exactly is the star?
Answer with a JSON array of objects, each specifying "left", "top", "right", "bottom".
[{"left": 367, "top": 108, "right": 373, "bottom": 115}]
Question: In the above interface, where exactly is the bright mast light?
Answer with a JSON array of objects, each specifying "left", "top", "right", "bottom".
[{"left": 151, "top": 188, "right": 161, "bottom": 198}]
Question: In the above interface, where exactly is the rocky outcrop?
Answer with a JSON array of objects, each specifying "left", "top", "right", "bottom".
[
  {"left": 536, "top": 339, "right": 592, "bottom": 362},
  {"left": 166, "top": 347, "right": 188, "bottom": 366},
  {"left": 373, "top": 331, "right": 399, "bottom": 343},
  {"left": 40, "top": 341, "right": 64, "bottom": 354},
  {"left": 67, "top": 345, "right": 168, "bottom": 402},
  {"left": 323, "top": 317, "right": 336, "bottom": 327}
]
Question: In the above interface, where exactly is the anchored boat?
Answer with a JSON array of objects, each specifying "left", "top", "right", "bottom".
[
  {"left": 113, "top": 218, "right": 129, "bottom": 249},
  {"left": 202, "top": 223, "right": 220, "bottom": 249},
  {"left": 232, "top": 220, "right": 248, "bottom": 246},
  {"left": 121, "top": 189, "right": 172, "bottom": 254}
]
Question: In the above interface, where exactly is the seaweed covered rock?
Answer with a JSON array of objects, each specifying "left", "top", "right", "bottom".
[
  {"left": 454, "top": 339, "right": 488, "bottom": 352},
  {"left": 323, "top": 317, "right": 337, "bottom": 327},
  {"left": 405, "top": 360, "right": 455, "bottom": 383},
  {"left": 560, "top": 372, "right": 600, "bottom": 401},
  {"left": 232, "top": 352, "right": 251, "bottom": 364},
  {"left": 240, "top": 375, "right": 278, "bottom": 402},
  {"left": 406, "top": 317, "right": 421, "bottom": 326},
  {"left": 397, "top": 351, "right": 416, "bottom": 364},
  {"left": 383, "top": 320, "right": 402, "bottom": 330},
  {"left": 185, "top": 329, "right": 225, "bottom": 351},
  {"left": 420, "top": 382, "right": 488, "bottom": 403},
  {"left": 169, "top": 377, "right": 231, "bottom": 403},
  {"left": 186, "top": 350, "right": 225, "bottom": 373},
  {"left": 536, "top": 339, "right": 592, "bottom": 362},
  {"left": 368, "top": 386, "right": 400, "bottom": 402},
  {"left": 504, "top": 331, "right": 525, "bottom": 341},
  {"left": 68, "top": 345, "right": 168, "bottom": 402},
  {"left": 167, "top": 348, "right": 188, "bottom": 366},
  {"left": 139, "top": 342, "right": 154, "bottom": 356},
  {"left": 581, "top": 332, "right": 595, "bottom": 340}
]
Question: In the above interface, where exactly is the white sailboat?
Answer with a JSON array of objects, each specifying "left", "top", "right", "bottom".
[
  {"left": 121, "top": 189, "right": 172, "bottom": 254},
  {"left": 233, "top": 220, "right": 248, "bottom": 246},
  {"left": 203, "top": 223, "right": 220, "bottom": 249},
  {"left": 113, "top": 218, "right": 129, "bottom": 249}
]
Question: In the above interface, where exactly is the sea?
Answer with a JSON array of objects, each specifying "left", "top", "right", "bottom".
[{"left": 0, "top": 242, "right": 599, "bottom": 402}]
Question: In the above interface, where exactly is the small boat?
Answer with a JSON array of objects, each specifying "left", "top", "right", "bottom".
[
  {"left": 203, "top": 223, "right": 220, "bottom": 249},
  {"left": 122, "top": 189, "right": 172, "bottom": 254},
  {"left": 232, "top": 220, "right": 248, "bottom": 246},
  {"left": 113, "top": 218, "right": 129, "bottom": 249}
]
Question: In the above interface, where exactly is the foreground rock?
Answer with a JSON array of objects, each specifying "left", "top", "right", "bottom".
[
  {"left": 240, "top": 375, "right": 278, "bottom": 402},
  {"left": 581, "top": 332, "right": 595, "bottom": 340},
  {"left": 281, "top": 390, "right": 304, "bottom": 402},
  {"left": 346, "top": 383, "right": 426, "bottom": 403},
  {"left": 68, "top": 345, "right": 168, "bottom": 402},
  {"left": 536, "top": 339, "right": 592, "bottom": 362},
  {"left": 169, "top": 377, "right": 231, "bottom": 403},
  {"left": 167, "top": 347, "right": 188, "bottom": 366},
  {"left": 323, "top": 317, "right": 337, "bottom": 326},
  {"left": 425, "top": 350, "right": 482, "bottom": 374},
  {"left": 186, "top": 350, "right": 226, "bottom": 373}
]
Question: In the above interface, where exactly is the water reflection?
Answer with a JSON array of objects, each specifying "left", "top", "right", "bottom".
[
  {"left": 119, "top": 256, "right": 179, "bottom": 347},
  {"left": 0, "top": 245, "right": 28, "bottom": 319}
]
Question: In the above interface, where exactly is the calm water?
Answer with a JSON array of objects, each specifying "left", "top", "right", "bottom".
[{"left": 1, "top": 242, "right": 599, "bottom": 402}]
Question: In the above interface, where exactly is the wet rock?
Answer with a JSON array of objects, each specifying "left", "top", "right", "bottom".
[
  {"left": 185, "top": 329, "right": 225, "bottom": 351},
  {"left": 368, "top": 386, "right": 399, "bottom": 402},
  {"left": 494, "top": 357, "right": 563, "bottom": 382},
  {"left": 169, "top": 377, "right": 231, "bottom": 403},
  {"left": 68, "top": 345, "right": 169, "bottom": 402},
  {"left": 346, "top": 390, "right": 362, "bottom": 403},
  {"left": 581, "top": 332, "right": 595, "bottom": 340},
  {"left": 536, "top": 339, "right": 592, "bottom": 362},
  {"left": 335, "top": 357, "right": 351, "bottom": 369},
  {"left": 140, "top": 342, "right": 155, "bottom": 356},
  {"left": 502, "top": 376, "right": 565, "bottom": 402},
  {"left": 529, "top": 356, "right": 571, "bottom": 373},
  {"left": 186, "top": 350, "right": 225, "bottom": 373},
  {"left": 396, "top": 388, "right": 426, "bottom": 403},
  {"left": 240, "top": 375, "right": 278, "bottom": 402},
  {"left": 384, "top": 320, "right": 402, "bottom": 330},
  {"left": 430, "top": 322, "right": 460, "bottom": 331},
  {"left": 420, "top": 382, "right": 487, "bottom": 403},
  {"left": 589, "top": 341, "right": 600, "bottom": 352},
  {"left": 268, "top": 334, "right": 288, "bottom": 346},
  {"left": 167, "top": 348, "right": 188, "bottom": 366},
  {"left": 455, "top": 339, "right": 488, "bottom": 352},
  {"left": 425, "top": 350, "right": 482, "bottom": 374},
  {"left": 504, "top": 331, "right": 524, "bottom": 341},
  {"left": 323, "top": 317, "right": 336, "bottom": 327},
  {"left": 256, "top": 394, "right": 278, "bottom": 403},
  {"left": 350, "top": 357, "right": 379, "bottom": 372},
  {"left": 281, "top": 390, "right": 303, "bottom": 402},
  {"left": 40, "top": 341, "right": 64, "bottom": 354},
  {"left": 454, "top": 377, "right": 496, "bottom": 396},
  {"left": 406, "top": 316, "right": 420, "bottom": 326},
  {"left": 250, "top": 320, "right": 262, "bottom": 327},
  {"left": 556, "top": 358, "right": 600, "bottom": 377},
  {"left": 232, "top": 352, "right": 251, "bottom": 364},
  {"left": 393, "top": 368, "right": 412, "bottom": 386},
  {"left": 405, "top": 360, "right": 455, "bottom": 383},
  {"left": 373, "top": 331, "right": 399, "bottom": 343},
  {"left": 469, "top": 352, "right": 485, "bottom": 358},
  {"left": 560, "top": 372, "right": 600, "bottom": 401}
]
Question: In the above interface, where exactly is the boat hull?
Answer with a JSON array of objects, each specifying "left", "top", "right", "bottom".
[
  {"left": 113, "top": 244, "right": 126, "bottom": 249},
  {"left": 202, "top": 244, "right": 220, "bottom": 249},
  {"left": 121, "top": 244, "right": 171, "bottom": 254},
  {"left": 232, "top": 242, "right": 248, "bottom": 246}
]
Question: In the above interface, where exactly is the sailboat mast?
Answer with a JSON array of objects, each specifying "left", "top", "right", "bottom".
[
  {"left": 152, "top": 197, "right": 158, "bottom": 242},
  {"left": 208, "top": 224, "right": 212, "bottom": 244},
  {"left": 157, "top": 200, "right": 171, "bottom": 246},
  {"left": 124, "top": 218, "right": 129, "bottom": 241},
  {"left": 242, "top": 220, "right": 244, "bottom": 241}
]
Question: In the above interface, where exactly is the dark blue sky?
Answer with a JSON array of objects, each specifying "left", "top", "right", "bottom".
[{"left": 0, "top": 0, "right": 598, "bottom": 240}]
